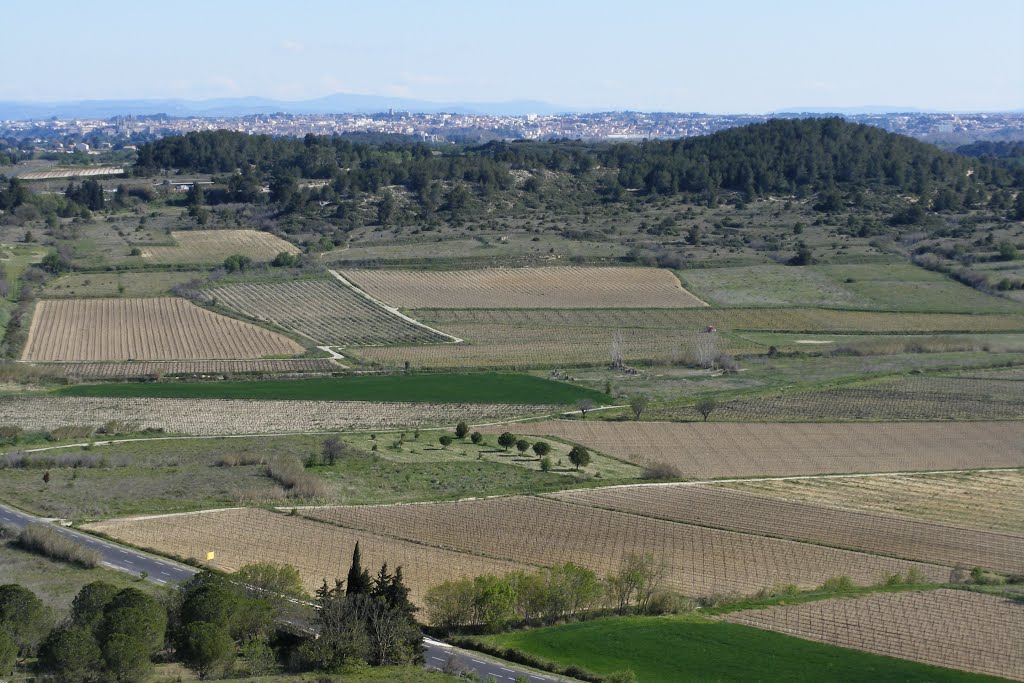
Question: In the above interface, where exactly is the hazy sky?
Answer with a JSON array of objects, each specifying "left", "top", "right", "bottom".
[{"left": 2, "top": 0, "right": 1021, "bottom": 112}]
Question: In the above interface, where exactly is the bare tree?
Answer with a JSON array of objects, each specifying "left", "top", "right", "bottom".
[
  {"left": 692, "top": 331, "right": 720, "bottom": 369},
  {"left": 606, "top": 552, "right": 663, "bottom": 615},
  {"left": 577, "top": 399, "right": 595, "bottom": 418},
  {"left": 695, "top": 397, "right": 718, "bottom": 422},
  {"left": 609, "top": 330, "right": 625, "bottom": 369},
  {"left": 629, "top": 395, "right": 649, "bottom": 420}
]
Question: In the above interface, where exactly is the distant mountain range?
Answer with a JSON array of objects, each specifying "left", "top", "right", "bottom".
[{"left": 0, "top": 94, "right": 576, "bottom": 120}]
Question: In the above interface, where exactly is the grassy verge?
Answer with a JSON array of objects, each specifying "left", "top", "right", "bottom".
[
  {"left": 55, "top": 372, "right": 608, "bottom": 405},
  {"left": 0, "top": 539, "right": 160, "bottom": 615},
  {"left": 480, "top": 614, "right": 1005, "bottom": 682}
]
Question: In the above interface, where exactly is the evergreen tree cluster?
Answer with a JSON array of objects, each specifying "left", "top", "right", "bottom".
[{"left": 132, "top": 118, "right": 1022, "bottom": 223}]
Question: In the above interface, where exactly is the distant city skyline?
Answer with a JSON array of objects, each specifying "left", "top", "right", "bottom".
[{"left": 2, "top": 0, "right": 1022, "bottom": 114}]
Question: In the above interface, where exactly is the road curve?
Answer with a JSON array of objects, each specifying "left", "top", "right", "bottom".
[{"left": 0, "top": 503, "right": 570, "bottom": 683}]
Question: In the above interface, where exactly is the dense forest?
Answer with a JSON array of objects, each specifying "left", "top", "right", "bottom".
[{"left": 136, "top": 118, "right": 1023, "bottom": 201}]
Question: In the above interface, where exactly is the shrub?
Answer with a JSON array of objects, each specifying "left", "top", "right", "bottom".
[
  {"left": 265, "top": 457, "right": 328, "bottom": 500},
  {"left": 819, "top": 575, "right": 856, "bottom": 592},
  {"left": 470, "top": 431, "right": 483, "bottom": 445},
  {"left": 642, "top": 461, "right": 681, "bottom": 480},
  {"left": 17, "top": 523, "right": 101, "bottom": 568}
]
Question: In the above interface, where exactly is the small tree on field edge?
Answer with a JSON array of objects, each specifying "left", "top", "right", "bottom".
[
  {"left": 695, "top": 397, "right": 718, "bottom": 422},
  {"left": 455, "top": 422, "right": 469, "bottom": 439},
  {"left": 577, "top": 399, "right": 595, "bottom": 418},
  {"left": 439, "top": 435, "right": 453, "bottom": 449},
  {"left": 515, "top": 439, "right": 530, "bottom": 457},
  {"left": 497, "top": 432, "right": 516, "bottom": 452},
  {"left": 470, "top": 432, "right": 483, "bottom": 445},
  {"left": 532, "top": 441, "right": 551, "bottom": 458},
  {"left": 568, "top": 445, "right": 591, "bottom": 470},
  {"left": 629, "top": 395, "right": 649, "bottom": 420}
]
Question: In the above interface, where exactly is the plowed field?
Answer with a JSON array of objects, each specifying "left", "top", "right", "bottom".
[
  {"left": 84, "top": 508, "right": 524, "bottom": 605},
  {"left": 341, "top": 266, "right": 707, "bottom": 309},
  {"left": 721, "top": 589, "right": 1024, "bottom": 681},
  {"left": 301, "top": 496, "right": 947, "bottom": 597},
  {"left": 0, "top": 397, "right": 551, "bottom": 435},
  {"left": 21, "top": 298, "right": 303, "bottom": 361},
  {"left": 488, "top": 421, "right": 1024, "bottom": 477},
  {"left": 724, "top": 470, "right": 1024, "bottom": 533},
  {"left": 139, "top": 230, "right": 298, "bottom": 264},
  {"left": 549, "top": 485, "right": 1024, "bottom": 573}
]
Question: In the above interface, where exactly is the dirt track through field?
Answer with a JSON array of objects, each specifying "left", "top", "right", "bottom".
[
  {"left": 488, "top": 421, "right": 1024, "bottom": 477},
  {"left": 21, "top": 298, "right": 303, "bottom": 361}
]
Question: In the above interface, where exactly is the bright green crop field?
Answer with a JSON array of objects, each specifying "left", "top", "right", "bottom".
[{"left": 484, "top": 615, "right": 1006, "bottom": 683}]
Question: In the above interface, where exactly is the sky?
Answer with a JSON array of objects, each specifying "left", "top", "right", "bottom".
[{"left": 1, "top": 0, "right": 1022, "bottom": 113}]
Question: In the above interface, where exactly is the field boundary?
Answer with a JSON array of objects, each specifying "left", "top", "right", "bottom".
[{"left": 328, "top": 269, "right": 463, "bottom": 343}]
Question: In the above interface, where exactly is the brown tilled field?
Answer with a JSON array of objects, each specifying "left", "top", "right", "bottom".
[
  {"left": 721, "top": 589, "right": 1024, "bottom": 681},
  {"left": 299, "top": 496, "right": 948, "bottom": 597},
  {"left": 21, "top": 298, "right": 303, "bottom": 361},
  {"left": 548, "top": 484, "right": 1024, "bottom": 574},
  {"left": 139, "top": 229, "right": 299, "bottom": 264},
  {"left": 28, "top": 358, "right": 340, "bottom": 379},
  {"left": 0, "top": 397, "right": 553, "bottom": 435},
  {"left": 723, "top": 470, "right": 1024, "bottom": 533},
  {"left": 487, "top": 421, "right": 1024, "bottom": 477},
  {"left": 341, "top": 266, "right": 708, "bottom": 309},
  {"left": 83, "top": 508, "right": 525, "bottom": 605}
]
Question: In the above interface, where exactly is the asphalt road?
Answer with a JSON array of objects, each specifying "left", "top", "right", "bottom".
[{"left": 0, "top": 503, "right": 569, "bottom": 683}]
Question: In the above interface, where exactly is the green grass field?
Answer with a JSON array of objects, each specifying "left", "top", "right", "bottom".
[
  {"left": 484, "top": 615, "right": 1005, "bottom": 682},
  {"left": 56, "top": 372, "right": 608, "bottom": 405},
  {"left": 0, "top": 434, "right": 623, "bottom": 520},
  {"left": 41, "top": 270, "right": 206, "bottom": 298},
  {"left": 0, "top": 540, "right": 160, "bottom": 614}
]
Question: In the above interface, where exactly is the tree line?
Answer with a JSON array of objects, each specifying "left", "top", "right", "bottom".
[{"left": 0, "top": 544, "right": 421, "bottom": 681}]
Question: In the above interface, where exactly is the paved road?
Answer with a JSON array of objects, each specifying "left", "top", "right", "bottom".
[
  {"left": 0, "top": 503, "right": 196, "bottom": 585},
  {"left": 0, "top": 503, "right": 569, "bottom": 683}
]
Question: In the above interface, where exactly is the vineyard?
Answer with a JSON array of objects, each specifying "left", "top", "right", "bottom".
[
  {"left": 28, "top": 358, "right": 340, "bottom": 379},
  {"left": 137, "top": 229, "right": 299, "bottom": 264},
  {"left": 723, "top": 470, "right": 1024, "bottom": 533},
  {"left": 83, "top": 508, "right": 525, "bottom": 605},
  {"left": 349, "top": 325, "right": 752, "bottom": 369},
  {"left": 18, "top": 167, "right": 124, "bottom": 180},
  {"left": 341, "top": 266, "right": 709, "bottom": 309},
  {"left": 721, "top": 589, "right": 1024, "bottom": 681},
  {"left": 548, "top": 485, "right": 1024, "bottom": 573},
  {"left": 680, "top": 375, "right": 1024, "bottom": 422},
  {"left": 0, "top": 397, "right": 548, "bottom": 435},
  {"left": 207, "top": 278, "right": 453, "bottom": 346},
  {"left": 410, "top": 307, "right": 1024, "bottom": 334},
  {"left": 21, "top": 297, "right": 304, "bottom": 361},
  {"left": 299, "top": 496, "right": 947, "bottom": 597},
  {"left": 86, "top": 499, "right": 949, "bottom": 612},
  {"left": 486, "top": 421, "right": 1024, "bottom": 477},
  {"left": 349, "top": 307, "right": 1024, "bottom": 369}
]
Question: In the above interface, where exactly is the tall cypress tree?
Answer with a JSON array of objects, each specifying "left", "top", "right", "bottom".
[{"left": 345, "top": 542, "right": 371, "bottom": 596}]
